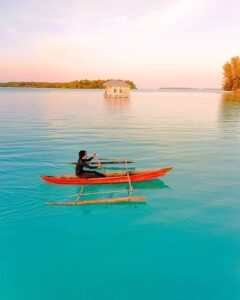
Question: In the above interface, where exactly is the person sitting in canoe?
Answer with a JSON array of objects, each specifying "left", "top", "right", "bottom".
[{"left": 76, "top": 150, "right": 105, "bottom": 178}]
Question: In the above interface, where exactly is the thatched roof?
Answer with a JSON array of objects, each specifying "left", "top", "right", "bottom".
[{"left": 103, "top": 80, "right": 130, "bottom": 87}]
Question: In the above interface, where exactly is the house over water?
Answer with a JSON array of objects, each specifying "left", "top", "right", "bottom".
[{"left": 103, "top": 80, "right": 130, "bottom": 99}]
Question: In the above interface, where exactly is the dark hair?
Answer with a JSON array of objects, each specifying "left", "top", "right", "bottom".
[{"left": 79, "top": 150, "right": 87, "bottom": 159}]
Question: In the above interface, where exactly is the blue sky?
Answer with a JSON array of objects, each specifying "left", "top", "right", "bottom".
[{"left": 0, "top": 0, "right": 239, "bottom": 88}]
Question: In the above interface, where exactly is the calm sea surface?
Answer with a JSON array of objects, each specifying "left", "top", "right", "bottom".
[{"left": 0, "top": 88, "right": 240, "bottom": 300}]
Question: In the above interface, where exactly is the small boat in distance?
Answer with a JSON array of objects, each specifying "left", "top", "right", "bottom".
[{"left": 41, "top": 167, "right": 173, "bottom": 185}]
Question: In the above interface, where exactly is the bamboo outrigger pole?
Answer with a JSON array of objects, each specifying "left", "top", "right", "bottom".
[
  {"left": 45, "top": 196, "right": 146, "bottom": 206},
  {"left": 125, "top": 158, "right": 133, "bottom": 198}
]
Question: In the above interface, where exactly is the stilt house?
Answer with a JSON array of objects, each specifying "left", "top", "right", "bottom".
[{"left": 103, "top": 80, "right": 130, "bottom": 98}]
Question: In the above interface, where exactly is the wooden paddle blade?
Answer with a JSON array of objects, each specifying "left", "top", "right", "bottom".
[
  {"left": 98, "top": 158, "right": 126, "bottom": 160},
  {"left": 45, "top": 195, "right": 146, "bottom": 206},
  {"left": 103, "top": 166, "right": 135, "bottom": 171},
  {"left": 92, "top": 161, "right": 135, "bottom": 165},
  {"left": 67, "top": 161, "right": 134, "bottom": 165}
]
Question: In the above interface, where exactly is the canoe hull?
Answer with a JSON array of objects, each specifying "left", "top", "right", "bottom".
[{"left": 41, "top": 167, "right": 173, "bottom": 185}]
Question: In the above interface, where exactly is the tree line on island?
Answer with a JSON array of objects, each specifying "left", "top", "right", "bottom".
[
  {"left": 223, "top": 56, "right": 240, "bottom": 93},
  {"left": 0, "top": 80, "right": 136, "bottom": 89}
]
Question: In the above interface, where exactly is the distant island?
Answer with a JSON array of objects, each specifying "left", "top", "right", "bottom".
[
  {"left": 159, "top": 87, "right": 220, "bottom": 90},
  {"left": 0, "top": 80, "right": 136, "bottom": 89},
  {"left": 159, "top": 87, "right": 197, "bottom": 90}
]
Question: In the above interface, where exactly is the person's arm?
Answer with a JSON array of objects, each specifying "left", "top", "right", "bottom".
[
  {"left": 86, "top": 152, "right": 96, "bottom": 162},
  {"left": 81, "top": 160, "right": 98, "bottom": 169},
  {"left": 86, "top": 156, "right": 93, "bottom": 162}
]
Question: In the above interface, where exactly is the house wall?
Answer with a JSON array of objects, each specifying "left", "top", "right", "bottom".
[{"left": 104, "top": 86, "right": 130, "bottom": 98}]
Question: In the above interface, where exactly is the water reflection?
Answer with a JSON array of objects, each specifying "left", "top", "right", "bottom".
[
  {"left": 219, "top": 93, "right": 240, "bottom": 124},
  {"left": 222, "top": 92, "right": 240, "bottom": 101},
  {"left": 104, "top": 97, "right": 130, "bottom": 114},
  {"left": 132, "top": 179, "right": 170, "bottom": 190},
  {"left": 104, "top": 97, "right": 130, "bottom": 106}
]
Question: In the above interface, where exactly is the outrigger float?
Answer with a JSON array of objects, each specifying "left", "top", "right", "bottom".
[{"left": 42, "top": 158, "right": 173, "bottom": 206}]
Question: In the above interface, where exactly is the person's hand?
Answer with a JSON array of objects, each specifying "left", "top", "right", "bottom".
[
  {"left": 98, "top": 164, "right": 103, "bottom": 169},
  {"left": 92, "top": 152, "right": 96, "bottom": 158}
]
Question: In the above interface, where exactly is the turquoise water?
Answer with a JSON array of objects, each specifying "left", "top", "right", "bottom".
[{"left": 0, "top": 88, "right": 240, "bottom": 299}]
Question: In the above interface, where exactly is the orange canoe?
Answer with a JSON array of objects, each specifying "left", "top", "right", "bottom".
[{"left": 41, "top": 167, "right": 173, "bottom": 185}]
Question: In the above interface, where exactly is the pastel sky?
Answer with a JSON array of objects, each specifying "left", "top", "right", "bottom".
[{"left": 0, "top": 0, "right": 239, "bottom": 88}]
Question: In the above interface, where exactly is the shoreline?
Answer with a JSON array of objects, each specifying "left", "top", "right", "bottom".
[{"left": 0, "top": 85, "right": 230, "bottom": 92}]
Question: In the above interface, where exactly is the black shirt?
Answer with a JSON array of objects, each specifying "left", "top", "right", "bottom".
[{"left": 75, "top": 156, "right": 97, "bottom": 175}]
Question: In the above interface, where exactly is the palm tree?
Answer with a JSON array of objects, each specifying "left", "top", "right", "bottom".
[{"left": 223, "top": 56, "right": 240, "bottom": 92}]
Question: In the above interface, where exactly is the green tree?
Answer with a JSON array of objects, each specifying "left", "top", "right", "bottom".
[
  {"left": 223, "top": 56, "right": 240, "bottom": 92},
  {"left": 0, "top": 79, "right": 137, "bottom": 89}
]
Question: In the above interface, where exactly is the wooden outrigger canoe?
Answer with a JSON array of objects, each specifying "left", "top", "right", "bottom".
[{"left": 41, "top": 167, "right": 173, "bottom": 185}]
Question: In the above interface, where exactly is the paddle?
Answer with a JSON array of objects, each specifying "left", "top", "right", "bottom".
[
  {"left": 67, "top": 160, "right": 134, "bottom": 165},
  {"left": 102, "top": 166, "right": 135, "bottom": 171},
  {"left": 95, "top": 155, "right": 106, "bottom": 176},
  {"left": 97, "top": 157, "right": 134, "bottom": 161}
]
